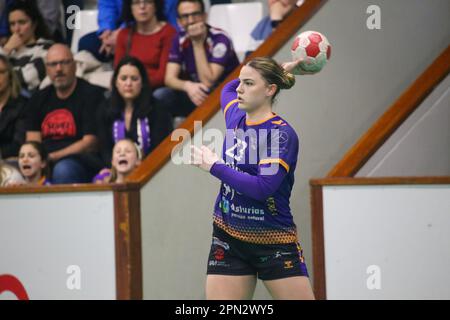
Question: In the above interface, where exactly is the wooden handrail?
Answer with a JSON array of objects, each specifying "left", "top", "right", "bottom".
[
  {"left": 327, "top": 45, "right": 450, "bottom": 177},
  {"left": 127, "top": 0, "right": 328, "bottom": 185}
]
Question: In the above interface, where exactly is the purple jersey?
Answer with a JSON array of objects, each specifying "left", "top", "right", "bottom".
[
  {"left": 168, "top": 25, "right": 240, "bottom": 84},
  {"left": 210, "top": 79, "right": 299, "bottom": 245}
]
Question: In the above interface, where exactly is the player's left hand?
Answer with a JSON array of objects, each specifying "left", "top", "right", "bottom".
[
  {"left": 281, "top": 57, "right": 314, "bottom": 75},
  {"left": 190, "top": 145, "right": 220, "bottom": 172}
]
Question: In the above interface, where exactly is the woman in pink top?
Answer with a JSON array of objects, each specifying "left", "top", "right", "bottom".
[{"left": 114, "top": 0, "right": 176, "bottom": 89}]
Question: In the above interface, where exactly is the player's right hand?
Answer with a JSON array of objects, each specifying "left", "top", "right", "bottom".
[{"left": 190, "top": 145, "right": 220, "bottom": 172}]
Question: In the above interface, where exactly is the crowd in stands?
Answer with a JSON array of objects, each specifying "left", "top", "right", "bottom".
[{"left": 0, "top": 0, "right": 301, "bottom": 187}]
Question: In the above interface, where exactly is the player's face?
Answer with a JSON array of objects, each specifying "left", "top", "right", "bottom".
[
  {"left": 236, "top": 65, "right": 274, "bottom": 112},
  {"left": 18, "top": 144, "right": 45, "bottom": 180},
  {"left": 115, "top": 65, "right": 143, "bottom": 102},
  {"left": 112, "top": 140, "right": 141, "bottom": 175}
]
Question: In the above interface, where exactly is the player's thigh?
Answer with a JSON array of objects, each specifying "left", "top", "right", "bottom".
[
  {"left": 263, "top": 276, "right": 315, "bottom": 300},
  {"left": 206, "top": 274, "right": 257, "bottom": 300}
]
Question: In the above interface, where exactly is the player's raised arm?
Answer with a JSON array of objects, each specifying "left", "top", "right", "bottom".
[{"left": 220, "top": 79, "right": 245, "bottom": 128}]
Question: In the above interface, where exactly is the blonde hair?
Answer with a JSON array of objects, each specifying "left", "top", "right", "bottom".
[
  {"left": 0, "top": 161, "right": 24, "bottom": 186},
  {"left": 0, "top": 55, "right": 21, "bottom": 99},
  {"left": 246, "top": 56, "right": 295, "bottom": 102},
  {"left": 109, "top": 139, "right": 143, "bottom": 183}
]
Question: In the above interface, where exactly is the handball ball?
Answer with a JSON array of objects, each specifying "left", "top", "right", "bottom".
[{"left": 291, "top": 30, "right": 331, "bottom": 74}]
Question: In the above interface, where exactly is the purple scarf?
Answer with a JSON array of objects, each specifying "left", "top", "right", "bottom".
[{"left": 113, "top": 116, "right": 151, "bottom": 155}]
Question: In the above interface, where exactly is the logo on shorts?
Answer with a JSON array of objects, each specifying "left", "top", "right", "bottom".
[
  {"left": 214, "top": 248, "right": 225, "bottom": 261},
  {"left": 284, "top": 261, "right": 294, "bottom": 269}
]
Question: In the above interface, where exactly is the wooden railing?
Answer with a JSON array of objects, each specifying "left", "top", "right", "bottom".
[
  {"left": 127, "top": 0, "right": 328, "bottom": 185},
  {"left": 327, "top": 45, "right": 450, "bottom": 178}
]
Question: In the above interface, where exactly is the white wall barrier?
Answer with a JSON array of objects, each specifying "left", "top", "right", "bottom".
[
  {"left": 0, "top": 185, "right": 142, "bottom": 300},
  {"left": 311, "top": 178, "right": 450, "bottom": 299}
]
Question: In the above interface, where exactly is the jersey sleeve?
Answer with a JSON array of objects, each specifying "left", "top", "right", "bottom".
[
  {"left": 220, "top": 79, "right": 245, "bottom": 129},
  {"left": 210, "top": 161, "right": 287, "bottom": 202},
  {"left": 209, "top": 34, "right": 234, "bottom": 66},
  {"left": 168, "top": 34, "right": 182, "bottom": 64}
]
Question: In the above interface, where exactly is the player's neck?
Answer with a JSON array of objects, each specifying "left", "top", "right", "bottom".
[{"left": 246, "top": 104, "right": 273, "bottom": 125}]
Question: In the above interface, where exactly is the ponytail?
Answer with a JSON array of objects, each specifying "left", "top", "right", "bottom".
[{"left": 246, "top": 57, "right": 295, "bottom": 102}]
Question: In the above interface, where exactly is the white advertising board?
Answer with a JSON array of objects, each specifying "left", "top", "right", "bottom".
[
  {"left": 322, "top": 185, "right": 450, "bottom": 299},
  {"left": 0, "top": 192, "right": 116, "bottom": 300}
]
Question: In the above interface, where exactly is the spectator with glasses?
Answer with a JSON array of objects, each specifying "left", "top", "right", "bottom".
[
  {"left": 77, "top": 0, "right": 124, "bottom": 62},
  {"left": 154, "top": 0, "right": 239, "bottom": 122},
  {"left": 26, "top": 44, "right": 105, "bottom": 184}
]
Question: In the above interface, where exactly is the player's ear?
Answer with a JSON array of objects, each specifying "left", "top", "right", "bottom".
[{"left": 266, "top": 83, "right": 277, "bottom": 98}]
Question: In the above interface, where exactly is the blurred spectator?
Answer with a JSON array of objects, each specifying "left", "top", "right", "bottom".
[
  {"left": 1, "top": 1, "right": 64, "bottom": 43},
  {"left": 97, "top": 56, "right": 172, "bottom": 168},
  {"left": 18, "top": 140, "right": 51, "bottom": 185},
  {"left": 78, "top": 0, "right": 124, "bottom": 62},
  {"left": 0, "top": 0, "right": 53, "bottom": 94},
  {"left": 114, "top": 0, "right": 176, "bottom": 89},
  {"left": 164, "top": 0, "right": 179, "bottom": 31},
  {"left": 162, "top": 1, "right": 233, "bottom": 34},
  {"left": 78, "top": 0, "right": 179, "bottom": 63},
  {"left": 0, "top": 54, "right": 27, "bottom": 161},
  {"left": 0, "top": 0, "right": 14, "bottom": 45},
  {"left": 247, "top": 0, "right": 303, "bottom": 54},
  {"left": 156, "top": 0, "right": 239, "bottom": 119},
  {"left": 26, "top": 44, "right": 105, "bottom": 184},
  {"left": 37, "top": 0, "right": 65, "bottom": 42},
  {"left": 0, "top": 159, "right": 24, "bottom": 186},
  {"left": 94, "top": 138, "right": 142, "bottom": 184}
]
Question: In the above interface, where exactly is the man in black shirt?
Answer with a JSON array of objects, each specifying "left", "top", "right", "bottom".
[{"left": 26, "top": 44, "right": 105, "bottom": 184}]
